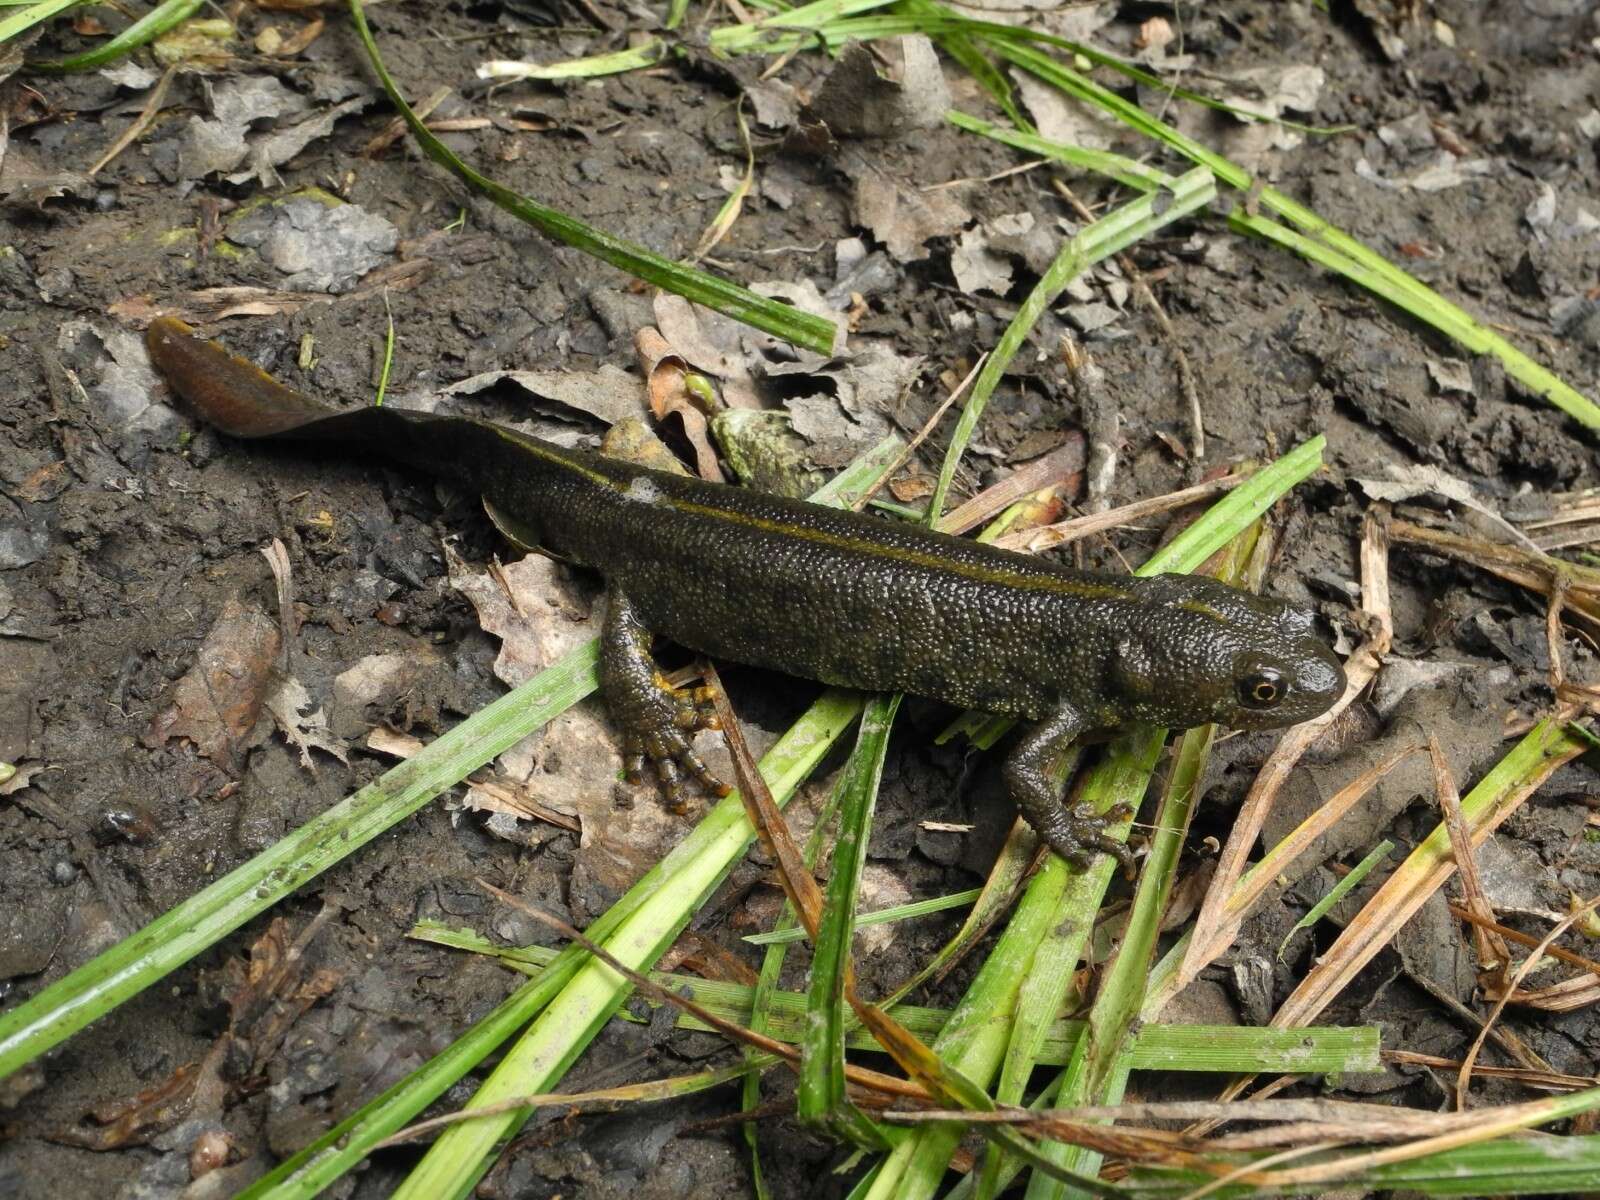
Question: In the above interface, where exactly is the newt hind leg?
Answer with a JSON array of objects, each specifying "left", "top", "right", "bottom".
[{"left": 601, "top": 588, "right": 730, "bottom": 808}]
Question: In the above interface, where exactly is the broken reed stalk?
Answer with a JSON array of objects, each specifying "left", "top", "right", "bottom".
[{"left": 1390, "top": 518, "right": 1600, "bottom": 631}]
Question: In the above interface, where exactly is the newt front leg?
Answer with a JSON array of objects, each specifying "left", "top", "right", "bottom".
[
  {"left": 600, "top": 589, "right": 730, "bottom": 807},
  {"left": 1004, "top": 702, "right": 1136, "bottom": 874}
]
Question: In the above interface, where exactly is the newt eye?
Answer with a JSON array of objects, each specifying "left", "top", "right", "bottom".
[{"left": 1238, "top": 668, "right": 1284, "bottom": 710}]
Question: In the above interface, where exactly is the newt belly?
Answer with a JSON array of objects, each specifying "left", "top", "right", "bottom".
[{"left": 146, "top": 317, "right": 1345, "bottom": 869}]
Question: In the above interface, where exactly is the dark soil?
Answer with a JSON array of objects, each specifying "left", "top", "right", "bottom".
[{"left": 3, "top": 1, "right": 1600, "bottom": 1197}]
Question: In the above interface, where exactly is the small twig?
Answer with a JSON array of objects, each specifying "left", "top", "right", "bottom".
[
  {"left": 922, "top": 158, "right": 1047, "bottom": 193},
  {"left": 89, "top": 63, "right": 177, "bottom": 177},
  {"left": 1064, "top": 336, "right": 1118, "bottom": 514},
  {"left": 364, "top": 85, "right": 453, "bottom": 157},
  {"left": 1053, "top": 176, "right": 1203, "bottom": 459},
  {"left": 852, "top": 354, "right": 987, "bottom": 511},
  {"left": 995, "top": 472, "right": 1247, "bottom": 553}
]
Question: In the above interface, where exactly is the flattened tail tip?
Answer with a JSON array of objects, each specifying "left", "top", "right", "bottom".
[
  {"left": 146, "top": 315, "right": 197, "bottom": 346},
  {"left": 145, "top": 316, "right": 340, "bottom": 438}
]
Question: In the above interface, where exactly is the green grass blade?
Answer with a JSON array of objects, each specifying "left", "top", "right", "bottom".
[
  {"left": 947, "top": 110, "right": 1174, "bottom": 192},
  {"left": 744, "top": 887, "right": 982, "bottom": 945},
  {"left": 0, "top": 0, "right": 78, "bottom": 45},
  {"left": 1277, "top": 840, "right": 1392, "bottom": 960},
  {"left": 981, "top": 32, "right": 1600, "bottom": 431},
  {"left": 800, "top": 694, "right": 902, "bottom": 1147},
  {"left": 951, "top": 106, "right": 1597, "bottom": 441},
  {"left": 347, "top": 0, "right": 837, "bottom": 355},
  {"left": 388, "top": 694, "right": 863, "bottom": 1200},
  {"left": 927, "top": 165, "right": 1216, "bottom": 524},
  {"left": 0, "top": 640, "right": 601, "bottom": 1082},
  {"left": 27, "top": 0, "right": 202, "bottom": 71}
]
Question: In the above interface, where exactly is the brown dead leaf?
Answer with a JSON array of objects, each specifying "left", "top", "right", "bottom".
[
  {"left": 650, "top": 293, "right": 760, "bottom": 409},
  {"left": 804, "top": 38, "right": 950, "bottom": 139},
  {"left": 445, "top": 545, "right": 601, "bottom": 688},
  {"left": 635, "top": 327, "right": 725, "bottom": 483},
  {"left": 264, "top": 675, "right": 349, "bottom": 770},
  {"left": 143, "top": 596, "right": 280, "bottom": 764},
  {"left": 888, "top": 474, "right": 934, "bottom": 503},
  {"left": 442, "top": 362, "right": 646, "bottom": 429},
  {"left": 331, "top": 652, "right": 431, "bottom": 739},
  {"left": 50, "top": 1065, "right": 202, "bottom": 1150},
  {"left": 853, "top": 171, "right": 969, "bottom": 262},
  {"left": 16, "top": 459, "right": 70, "bottom": 504},
  {"left": 660, "top": 930, "right": 761, "bottom": 986}
]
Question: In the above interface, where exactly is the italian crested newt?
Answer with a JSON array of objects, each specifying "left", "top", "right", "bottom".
[{"left": 146, "top": 317, "right": 1345, "bottom": 871}]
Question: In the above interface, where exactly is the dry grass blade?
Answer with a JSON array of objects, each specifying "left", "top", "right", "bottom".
[
  {"left": 1271, "top": 719, "right": 1590, "bottom": 1031},
  {"left": 994, "top": 472, "right": 1247, "bottom": 553},
  {"left": 1448, "top": 904, "right": 1600, "bottom": 984},
  {"left": 1431, "top": 736, "right": 1507, "bottom": 980},
  {"left": 1391, "top": 518, "right": 1600, "bottom": 633},
  {"left": 88, "top": 63, "right": 178, "bottom": 176},
  {"left": 1243, "top": 1086, "right": 1600, "bottom": 1188},
  {"left": 374, "top": 1062, "right": 755, "bottom": 1147},
  {"left": 1387, "top": 1050, "right": 1598, "bottom": 1092},
  {"left": 936, "top": 435, "right": 1084, "bottom": 536},
  {"left": 705, "top": 664, "right": 826, "bottom": 940}
]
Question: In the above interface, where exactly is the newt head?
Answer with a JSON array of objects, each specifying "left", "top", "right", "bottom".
[{"left": 1102, "top": 573, "right": 1345, "bottom": 733}]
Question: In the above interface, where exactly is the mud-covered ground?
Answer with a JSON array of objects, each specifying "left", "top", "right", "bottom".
[{"left": 3, "top": 1, "right": 1600, "bottom": 1197}]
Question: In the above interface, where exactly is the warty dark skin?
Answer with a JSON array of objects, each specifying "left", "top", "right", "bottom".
[{"left": 146, "top": 317, "right": 1346, "bottom": 870}]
